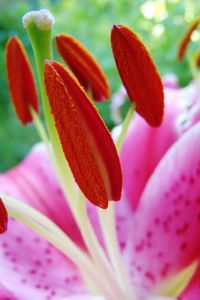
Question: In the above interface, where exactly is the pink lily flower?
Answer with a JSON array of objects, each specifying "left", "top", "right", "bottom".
[
  {"left": 2, "top": 8, "right": 200, "bottom": 300},
  {"left": 1, "top": 80, "right": 200, "bottom": 300}
]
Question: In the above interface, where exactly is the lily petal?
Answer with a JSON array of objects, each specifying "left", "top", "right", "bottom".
[
  {"left": 56, "top": 34, "right": 110, "bottom": 101},
  {"left": 5, "top": 36, "right": 39, "bottom": 125},
  {"left": 111, "top": 25, "right": 164, "bottom": 127},
  {"left": 0, "top": 217, "right": 88, "bottom": 299},
  {"left": 44, "top": 61, "right": 122, "bottom": 208},
  {"left": 66, "top": 296, "right": 104, "bottom": 300},
  {"left": 0, "top": 282, "right": 17, "bottom": 299},
  {"left": 0, "top": 143, "right": 84, "bottom": 248},
  {"left": 120, "top": 87, "right": 181, "bottom": 211},
  {"left": 0, "top": 198, "right": 7, "bottom": 234},
  {"left": 124, "top": 122, "right": 200, "bottom": 296}
]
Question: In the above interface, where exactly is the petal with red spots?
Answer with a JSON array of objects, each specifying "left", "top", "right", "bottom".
[
  {"left": 0, "top": 143, "right": 84, "bottom": 248},
  {"left": 123, "top": 122, "right": 200, "bottom": 296},
  {"left": 0, "top": 217, "right": 88, "bottom": 299},
  {"left": 120, "top": 86, "right": 181, "bottom": 211}
]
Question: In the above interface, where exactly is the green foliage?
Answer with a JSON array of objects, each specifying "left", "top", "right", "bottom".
[{"left": 0, "top": 0, "right": 199, "bottom": 171}]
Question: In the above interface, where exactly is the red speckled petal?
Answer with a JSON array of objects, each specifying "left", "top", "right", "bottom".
[
  {"left": 124, "top": 122, "right": 200, "bottom": 297},
  {"left": 111, "top": 25, "right": 164, "bottom": 127},
  {"left": 44, "top": 61, "right": 122, "bottom": 208},
  {"left": 56, "top": 34, "right": 110, "bottom": 101},
  {"left": 177, "top": 19, "right": 200, "bottom": 61},
  {"left": 0, "top": 198, "right": 7, "bottom": 234},
  {"left": 0, "top": 143, "right": 84, "bottom": 248},
  {"left": 6, "top": 36, "right": 39, "bottom": 125},
  {"left": 0, "top": 217, "right": 88, "bottom": 299}
]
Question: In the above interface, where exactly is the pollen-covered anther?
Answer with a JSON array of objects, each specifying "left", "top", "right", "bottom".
[
  {"left": 0, "top": 198, "right": 8, "bottom": 234},
  {"left": 5, "top": 36, "right": 39, "bottom": 125},
  {"left": 56, "top": 34, "right": 110, "bottom": 102},
  {"left": 22, "top": 9, "right": 55, "bottom": 30},
  {"left": 178, "top": 19, "right": 200, "bottom": 61},
  {"left": 111, "top": 25, "right": 164, "bottom": 127},
  {"left": 44, "top": 61, "right": 122, "bottom": 208}
]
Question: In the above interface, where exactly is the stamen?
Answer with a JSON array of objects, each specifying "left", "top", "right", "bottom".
[
  {"left": 98, "top": 203, "right": 134, "bottom": 298},
  {"left": 115, "top": 104, "right": 135, "bottom": 153},
  {"left": 111, "top": 25, "right": 164, "bottom": 127},
  {"left": 5, "top": 36, "right": 39, "bottom": 125},
  {"left": 56, "top": 34, "right": 110, "bottom": 101},
  {"left": 177, "top": 19, "right": 200, "bottom": 61},
  {"left": 44, "top": 61, "right": 122, "bottom": 208},
  {"left": 97, "top": 105, "right": 136, "bottom": 297},
  {"left": 76, "top": 194, "right": 131, "bottom": 299}
]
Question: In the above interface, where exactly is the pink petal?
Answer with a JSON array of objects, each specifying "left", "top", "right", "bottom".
[
  {"left": 124, "top": 122, "right": 200, "bottom": 297},
  {"left": 66, "top": 296, "right": 104, "bottom": 300},
  {"left": 178, "top": 81, "right": 200, "bottom": 133},
  {"left": 120, "top": 87, "right": 181, "bottom": 211},
  {"left": 0, "top": 144, "right": 107, "bottom": 298},
  {"left": 0, "top": 282, "right": 17, "bottom": 299},
  {"left": 0, "top": 143, "right": 84, "bottom": 249},
  {"left": 152, "top": 298, "right": 176, "bottom": 300},
  {"left": 162, "top": 74, "right": 179, "bottom": 89},
  {"left": 0, "top": 143, "right": 109, "bottom": 251},
  {"left": 114, "top": 196, "right": 134, "bottom": 251},
  {"left": 0, "top": 217, "right": 88, "bottom": 299}
]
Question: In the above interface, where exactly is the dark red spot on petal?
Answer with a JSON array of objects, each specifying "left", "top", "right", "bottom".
[
  {"left": 144, "top": 271, "right": 155, "bottom": 282},
  {"left": 180, "top": 242, "right": 188, "bottom": 251}
]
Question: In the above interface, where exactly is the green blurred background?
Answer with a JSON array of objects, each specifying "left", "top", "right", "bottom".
[{"left": 0, "top": 0, "right": 199, "bottom": 171}]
